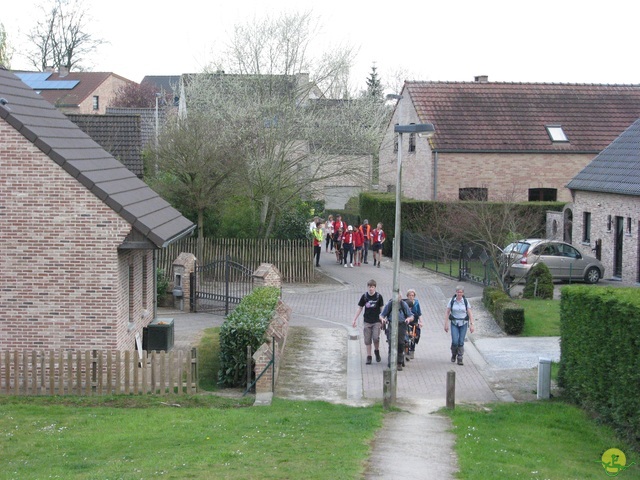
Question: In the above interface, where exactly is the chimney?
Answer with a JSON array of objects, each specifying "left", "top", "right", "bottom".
[
  {"left": 58, "top": 66, "right": 69, "bottom": 77},
  {"left": 474, "top": 75, "right": 489, "bottom": 83}
]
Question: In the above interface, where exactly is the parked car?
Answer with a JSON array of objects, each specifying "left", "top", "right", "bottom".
[{"left": 506, "top": 239, "right": 604, "bottom": 284}]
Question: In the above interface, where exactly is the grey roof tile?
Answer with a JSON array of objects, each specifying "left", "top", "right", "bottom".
[
  {"left": 0, "top": 68, "right": 195, "bottom": 248},
  {"left": 567, "top": 117, "right": 640, "bottom": 195}
]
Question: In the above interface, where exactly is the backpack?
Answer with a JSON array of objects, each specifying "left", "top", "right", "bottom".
[{"left": 449, "top": 295, "right": 469, "bottom": 321}]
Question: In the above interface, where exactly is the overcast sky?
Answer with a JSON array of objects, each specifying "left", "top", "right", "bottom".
[{"left": 3, "top": 0, "right": 639, "bottom": 91}]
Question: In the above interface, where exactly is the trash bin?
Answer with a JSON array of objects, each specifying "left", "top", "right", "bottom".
[{"left": 143, "top": 318, "right": 174, "bottom": 352}]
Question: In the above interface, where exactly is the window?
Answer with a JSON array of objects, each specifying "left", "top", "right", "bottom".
[
  {"left": 408, "top": 133, "right": 416, "bottom": 153},
  {"left": 607, "top": 215, "right": 612, "bottom": 232},
  {"left": 545, "top": 125, "right": 568, "bottom": 142},
  {"left": 393, "top": 125, "right": 398, "bottom": 153},
  {"left": 528, "top": 188, "right": 557, "bottom": 201},
  {"left": 128, "top": 264, "right": 135, "bottom": 323},
  {"left": 582, "top": 211, "right": 591, "bottom": 243},
  {"left": 142, "top": 255, "right": 148, "bottom": 309},
  {"left": 459, "top": 187, "right": 488, "bottom": 201},
  {"left": 627, "top": 217, "right": 632, "bottom": 235},
  {"left": 92, "top": 95, "right": 99, "bottom": 110}
]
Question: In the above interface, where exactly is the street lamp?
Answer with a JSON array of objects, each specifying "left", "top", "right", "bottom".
[{"left": 387, "top": 94, "right": 435, "bottom": 405}]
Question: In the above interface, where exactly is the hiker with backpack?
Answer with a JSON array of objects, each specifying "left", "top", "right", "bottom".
[
  {"left": 352, "top": 279, "right": 385, "bottom": 365},
  {"left": 380, "top": 292, "right": 414, "bottom": 370},
  {"left": 444, "top": 286, "right": 475, "bottom": 365}
]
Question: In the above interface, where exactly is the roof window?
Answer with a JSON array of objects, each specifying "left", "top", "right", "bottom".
[{"left": 546, "top": 125, "right": 568, "bottom": 143}]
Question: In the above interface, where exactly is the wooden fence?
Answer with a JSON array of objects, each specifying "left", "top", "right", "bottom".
[
  {"left": 0, "top": 349, "right": 197, "bottom": 396},
  {"left": 157, "top": 237, "right": 313, "bottom": 283}
]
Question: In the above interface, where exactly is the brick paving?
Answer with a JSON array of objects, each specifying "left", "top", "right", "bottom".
[{"left": 280, "top": 253, "right": 500, "bottom": 406}]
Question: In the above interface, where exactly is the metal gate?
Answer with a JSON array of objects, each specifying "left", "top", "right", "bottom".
[{"left": 190, "top": 256, "right": 254, "bottom": 315}]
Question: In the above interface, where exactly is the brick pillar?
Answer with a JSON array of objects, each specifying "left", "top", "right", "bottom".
[
  {"left": 252, "top": 263, "right": 283, "bottom": 288},
  {"left": 172, "top": 252, "right": 196, "bottom": 312},
  {"left": 253, "top": 343, "right": 274, "bottom": 394}
]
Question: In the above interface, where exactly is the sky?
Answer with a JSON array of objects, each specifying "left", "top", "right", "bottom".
[{"left": 2, "top": 0, "right": 639, "bottom": 92}]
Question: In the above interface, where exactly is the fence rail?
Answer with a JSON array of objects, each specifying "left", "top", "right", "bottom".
[
  {"left": 0, "top": 349, "right": 197, "bottom": 396},
  {"left": 157, "top": 237, "right": 312, "bottom": 283}
]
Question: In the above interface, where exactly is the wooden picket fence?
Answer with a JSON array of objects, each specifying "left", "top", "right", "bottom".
[
  {"left": 157, "top": 237, "right": 313, "bottom": 283},
  {"left": 0, "top": 349, "right": 198, "bottom": 396}
]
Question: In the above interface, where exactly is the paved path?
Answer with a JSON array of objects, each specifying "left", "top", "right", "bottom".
[{"left": 166, "top": 252, "right": 561, "bottom": 480}]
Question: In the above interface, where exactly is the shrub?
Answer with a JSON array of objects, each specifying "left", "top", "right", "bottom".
[
  {"left": 482, "top": 287, "right": 525, "bottom": 335},
  {"left": 156, "top": 268, "right": 169, "bottom": 297},
  {"left": 523, "top": 263, "right": 554, "bottom": 299},
  {"left": 218, "top": 287, "right": 281, "bottom": 388}
]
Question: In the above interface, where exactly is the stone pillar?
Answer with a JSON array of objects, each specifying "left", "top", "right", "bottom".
[
  {"left": 172, "top": 253, "right": 196, "bottom": 312},
  {"left": 253, "top": 342, "right": 274, "bottom": 394}
]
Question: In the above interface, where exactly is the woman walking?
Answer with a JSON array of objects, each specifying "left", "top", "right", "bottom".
[{"left": 444, "top": 286, "right": 474, "bottom": 365}]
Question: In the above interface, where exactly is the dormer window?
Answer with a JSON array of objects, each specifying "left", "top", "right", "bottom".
[{"left": 546, "top": 125, "right": 568, "bottom": 143}]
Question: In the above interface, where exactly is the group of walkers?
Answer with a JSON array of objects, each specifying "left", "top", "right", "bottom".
[
  {"left": 310, "top": 214, "right": 386, "bottom": 268},
  {"left": 352, "top": 280, "right": 474, "bottom": 369}
]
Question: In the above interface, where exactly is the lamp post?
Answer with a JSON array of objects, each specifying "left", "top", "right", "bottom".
[{"left": 386, "top": 94, "right": 435, "bottom": 404}]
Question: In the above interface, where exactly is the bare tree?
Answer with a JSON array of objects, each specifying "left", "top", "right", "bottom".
[
  {"left": 0, "top": 23, "right": 13, "bottom": 68},
  {"left": 178, "top": 13, "right": 387, "bottom": 238},
  {"left": 26, "top": 0, "right": 105, "bottom": 71}
]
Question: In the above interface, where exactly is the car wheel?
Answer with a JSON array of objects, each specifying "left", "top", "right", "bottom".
[{"left": 584, "top": 267, "right": 601, "bottom": 284}]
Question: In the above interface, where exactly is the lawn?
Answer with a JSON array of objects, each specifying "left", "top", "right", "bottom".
[
  {"left": 513, "top": 298, "right": 561, "bottom": 336},
  {"left": 0, "top": 395, "right": 382, "bottom": 479},
  {"left": 446, "top": 401, "right": 640, "bottom": 479}
]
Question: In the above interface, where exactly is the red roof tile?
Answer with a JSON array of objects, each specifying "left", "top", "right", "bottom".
[{"left": 406, "top": 81, "right": 640, "bottom": 152}]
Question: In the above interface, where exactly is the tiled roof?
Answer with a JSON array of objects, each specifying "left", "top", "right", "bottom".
[
  {"left": 141, "top": 76, "right": 180, "bottom": 105},
  {"left": 15, "top": 70, "right": 134, "bottom": 107},
  {"left": 66, "top": 113, "right": 144, "bottom": 177},
  {"left": 106, "top": 107, "right": 168, "bottom": 149},
  {"left": 406, "top": 81, "right": 640, "bottom": 153},
  {"left": 567, "top": 117, "right": 640, "bottom": 196},
  {"left": 0, "top": 68, "right": 195, "bottom": 248}
]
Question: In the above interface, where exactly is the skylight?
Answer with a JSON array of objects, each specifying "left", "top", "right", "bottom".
[{"left": 546, "top": 125, "right": 569, "bottom": 142}]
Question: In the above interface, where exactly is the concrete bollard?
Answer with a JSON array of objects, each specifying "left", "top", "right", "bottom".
[
  {"left": 446, "top": 370, "right": 456, "bottom": 409},
  {"left": 537, "top": 357, "right": 552, "bottom": 399}
]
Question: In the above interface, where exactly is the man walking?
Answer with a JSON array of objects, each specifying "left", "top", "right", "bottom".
[{"left": 352, "top": 279, "right": 385, "bottom": 365}]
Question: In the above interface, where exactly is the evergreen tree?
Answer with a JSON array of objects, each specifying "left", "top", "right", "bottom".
[{"left": 365, "top": 64, "right": 384, "bottom": 101}]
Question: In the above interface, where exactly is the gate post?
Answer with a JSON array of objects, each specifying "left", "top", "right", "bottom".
[{"left": 172, "top": 253, "right": 196, "bottom": 312}]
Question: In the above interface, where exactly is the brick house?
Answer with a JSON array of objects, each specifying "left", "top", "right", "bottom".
[
  {"left": 565, "top": 118, "right": 640, "bottom": 285},
  {"left": 0, "top": 68, "right": 195, "bottom": 351},
  {"left": 379, "top": 77, "right": 640, "bottom": 202},
  {"left": 14, "top": 68, "right": 135, "bottom": 115}
]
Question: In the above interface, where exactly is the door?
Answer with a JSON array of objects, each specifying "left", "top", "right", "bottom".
[{"left": 614, "top": 217, "right": 624, "bottom": 277}]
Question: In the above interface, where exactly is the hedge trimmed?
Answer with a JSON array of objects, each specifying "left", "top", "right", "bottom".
[
  {"left": 482, "top": 287, "right": 525, "bottom": 334},
  {"left": 218, "top": 287, "right": 281, "bottom": 388},
  {"left": 558, "top": 286, "right": 640, "bottom": 446}
]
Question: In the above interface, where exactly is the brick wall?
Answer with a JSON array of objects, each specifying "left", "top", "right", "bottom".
[
  {"left": 571, "top": 191, "right": 640, "bottom": 285},
  {"left": 0, "top": 120, "right": 153, "bottom": 350}
]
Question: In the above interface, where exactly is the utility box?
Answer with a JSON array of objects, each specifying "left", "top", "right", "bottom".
[
  {"left": 143, "top": 318, "right": 174, "bottom": 352},
  {"left": 537, "top": 357, "right": 552, "bottom": 400}
]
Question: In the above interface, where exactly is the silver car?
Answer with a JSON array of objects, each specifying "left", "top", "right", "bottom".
[{"left": 506, "top": 239, "right": 604, "bottom": 284}]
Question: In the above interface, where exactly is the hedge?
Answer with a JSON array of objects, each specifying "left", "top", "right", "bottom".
[
  {"left": 217, "top": 286, "right": 281, "bottom": 388},
  {"left": 558, "top": 286, "right": 640, "bottom": 446},
  {"left": 482, "top": 287, "right": 525, "bottom": 334}
]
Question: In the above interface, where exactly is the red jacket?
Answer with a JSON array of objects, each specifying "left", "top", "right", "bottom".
[
  {"left": 372, "top": 228, "right": 386, "bottom": 243},
  {"left": 353, "top": 229, "right": 364, "bottom": 247},
  {"left": 333, "top": 220, "right": 346, "bottom": 234},
  {"left": 342, "top": 231, "right": 354, "bottom": 245}
]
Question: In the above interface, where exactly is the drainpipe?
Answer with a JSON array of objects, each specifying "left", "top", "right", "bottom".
[{"left": 433, "top": 150, "right": 439, "bottom": 200}]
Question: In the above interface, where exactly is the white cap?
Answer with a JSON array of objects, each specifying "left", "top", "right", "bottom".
[{"left": 348, "top": 225, "right": 353, "bottom": 231}]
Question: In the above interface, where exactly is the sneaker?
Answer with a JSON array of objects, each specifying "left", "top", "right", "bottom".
[
  {"left": 364, "top": 261, "right": 368, "bottom": 264},
  {"left": 457, "top": 357, "right": 464, "bottom": 366},
  {"left": 397, "top": 364, "right": 403, "bottom": 371},
  {"left": 451, "top": 354, "right": 456, "bottom": 363},
  {"left": 344, "top": 264, "right": 348, "bottom": 268},
  {"left": 366, "top": 356, "right": 372, "bottom": 365},
  {"left": 349, "top": 263, "right": 353, "bottom": 268},
  {"left": 377, "top": 263, "right": 381, "bottom": 268},
  {"left": 374, "top": 350, "right": 381, "bottom": 362}
]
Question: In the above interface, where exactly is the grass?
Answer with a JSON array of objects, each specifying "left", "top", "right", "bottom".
[
  {"left": 198, "top": 327, "right": 221, "bottom": 391},
  {"left": 446, "top": 401, "right": 640, "bottom": 479},
  {"left": 513, "top": 298, "right": 561, "bottom": 336},
  {"left": 0, "top": 395, "right": 382, "bottom": 479}
]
